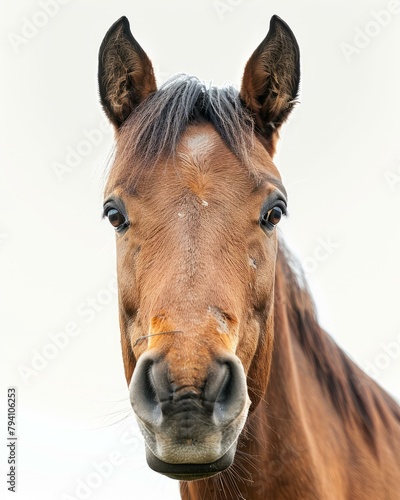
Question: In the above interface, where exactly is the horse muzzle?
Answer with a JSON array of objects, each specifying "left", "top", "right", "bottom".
[{"left": 129, "top": 351, "right": 250, "bottom": 480}]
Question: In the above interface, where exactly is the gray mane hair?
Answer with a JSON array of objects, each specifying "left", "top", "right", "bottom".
[{"left": 118, "top": 74, "right": 255, "bottom": 172}]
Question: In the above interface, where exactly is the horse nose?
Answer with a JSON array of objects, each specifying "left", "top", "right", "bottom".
[{"left": 130, "top": 352, "right": 248, "bottom": 429}]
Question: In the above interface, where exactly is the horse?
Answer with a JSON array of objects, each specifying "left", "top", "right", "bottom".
[{"left": 98, "top": 15, "right": 400, "bottom": 499}]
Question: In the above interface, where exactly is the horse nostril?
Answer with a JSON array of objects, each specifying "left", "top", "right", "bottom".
[
  {"left": 216, "top": 365, "right": 233, "bottom": 404},
  {"left": 205, "top": 356, "right": 248, "bottom": 426},
  {"left": 212, "top": 365, "right": 236, "bottom": 423},
  {"left": 130, "top": 357, "right": 162, "bottom": 425},
  {"left": 145, "top": 364, "right": 158, "bottom": 403}
]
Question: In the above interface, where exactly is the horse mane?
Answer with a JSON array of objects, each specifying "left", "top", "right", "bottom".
[
  {"left": 276, "top": 238, "right": 400, "bottom": 448},
  {"left": 116, "top": 75, "right": 254, "bottom": 183}
]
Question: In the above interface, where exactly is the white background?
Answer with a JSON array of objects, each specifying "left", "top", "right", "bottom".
[{"left": 1, "top": 1, "right": 400, "bottom": 499}]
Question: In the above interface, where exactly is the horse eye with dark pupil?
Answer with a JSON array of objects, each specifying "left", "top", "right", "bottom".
[
  {"left": 107, "top": 208, "right": 125, "bottom": 228},
  {"left": 267, "top": 207, "right": 282, "bottom": 225}
]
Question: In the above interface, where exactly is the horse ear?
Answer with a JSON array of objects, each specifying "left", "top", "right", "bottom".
[
  {"left": 240, "top": 15, "right": 300, "bottom": 156},
  {"left": 98, "top": 17, "right": 157, "bottom": 128}
]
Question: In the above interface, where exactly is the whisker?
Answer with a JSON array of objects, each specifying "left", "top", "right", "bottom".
[{"left": 132, "top": 330, "right": 183, "bottom": 347}]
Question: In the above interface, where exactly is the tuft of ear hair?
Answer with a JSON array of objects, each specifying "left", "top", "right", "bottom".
[
  {"left": 240, "top": 15, "right": 300, "bottom": 156},
  {"left": 98, "top": 16, "right": 157, "bottom": 129}
]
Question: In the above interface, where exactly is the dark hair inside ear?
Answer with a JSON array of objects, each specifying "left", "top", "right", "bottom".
[
  {"left": 98, "top": 16, "right": 157, "bottom": 128},
  {"left": 240, "top": 15, "right": 300, "bottom": 155}
]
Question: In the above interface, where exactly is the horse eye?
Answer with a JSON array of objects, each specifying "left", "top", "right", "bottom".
[
  {"left": 106, "top": 208, "right": 127, "bottom": 230},
  {"left": 261, "top": 206, "right": 283, "bottom": 230},
  {"left": 267, "top": 207, "right": 282, "bottom": 226}
]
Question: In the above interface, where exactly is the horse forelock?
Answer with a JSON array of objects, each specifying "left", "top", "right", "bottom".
[{"left": 108, "top": 74, "right": 257, "bottom": 190}]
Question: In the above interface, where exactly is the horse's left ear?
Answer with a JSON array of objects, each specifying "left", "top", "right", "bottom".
[
  {"left": 98, "top": 16, "right": 157, "bottom": 128},
  {"left": 240, "top": 15, "right": 300, "bottom": 156}
]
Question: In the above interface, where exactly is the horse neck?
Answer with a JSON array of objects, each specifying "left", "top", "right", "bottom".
[
  {"left": 241, "top": 258, "right": 331, "bottom": 496},
  {"left": 248, "top": 246, "right": 400, "bottom": 498}
]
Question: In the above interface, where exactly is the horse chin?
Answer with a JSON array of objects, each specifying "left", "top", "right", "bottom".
[{"left": 145, "top": 443, "right": 236, "bottom": 481}]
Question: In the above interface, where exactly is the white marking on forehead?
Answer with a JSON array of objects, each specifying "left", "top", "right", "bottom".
[
  {"left": 179, "top": 125, "right": 225, "bottom": 169},
  {"left": 183, "top": 132, "right": 214, "bottom": 151},
  {"left": 201, "top": 200, "right": 208, "bottom": 207}
]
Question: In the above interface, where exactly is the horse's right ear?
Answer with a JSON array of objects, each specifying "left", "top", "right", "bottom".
[
  {"left": 240, "top": 15, "right": 300, "bottom": 156},
  {"left": 98, "top": 17, "right": 157, "bottom": 129}
]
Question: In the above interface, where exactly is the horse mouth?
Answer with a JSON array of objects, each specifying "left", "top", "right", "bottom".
[{"left": 145, "top": 444, "right": 235, "bottom": 480}]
